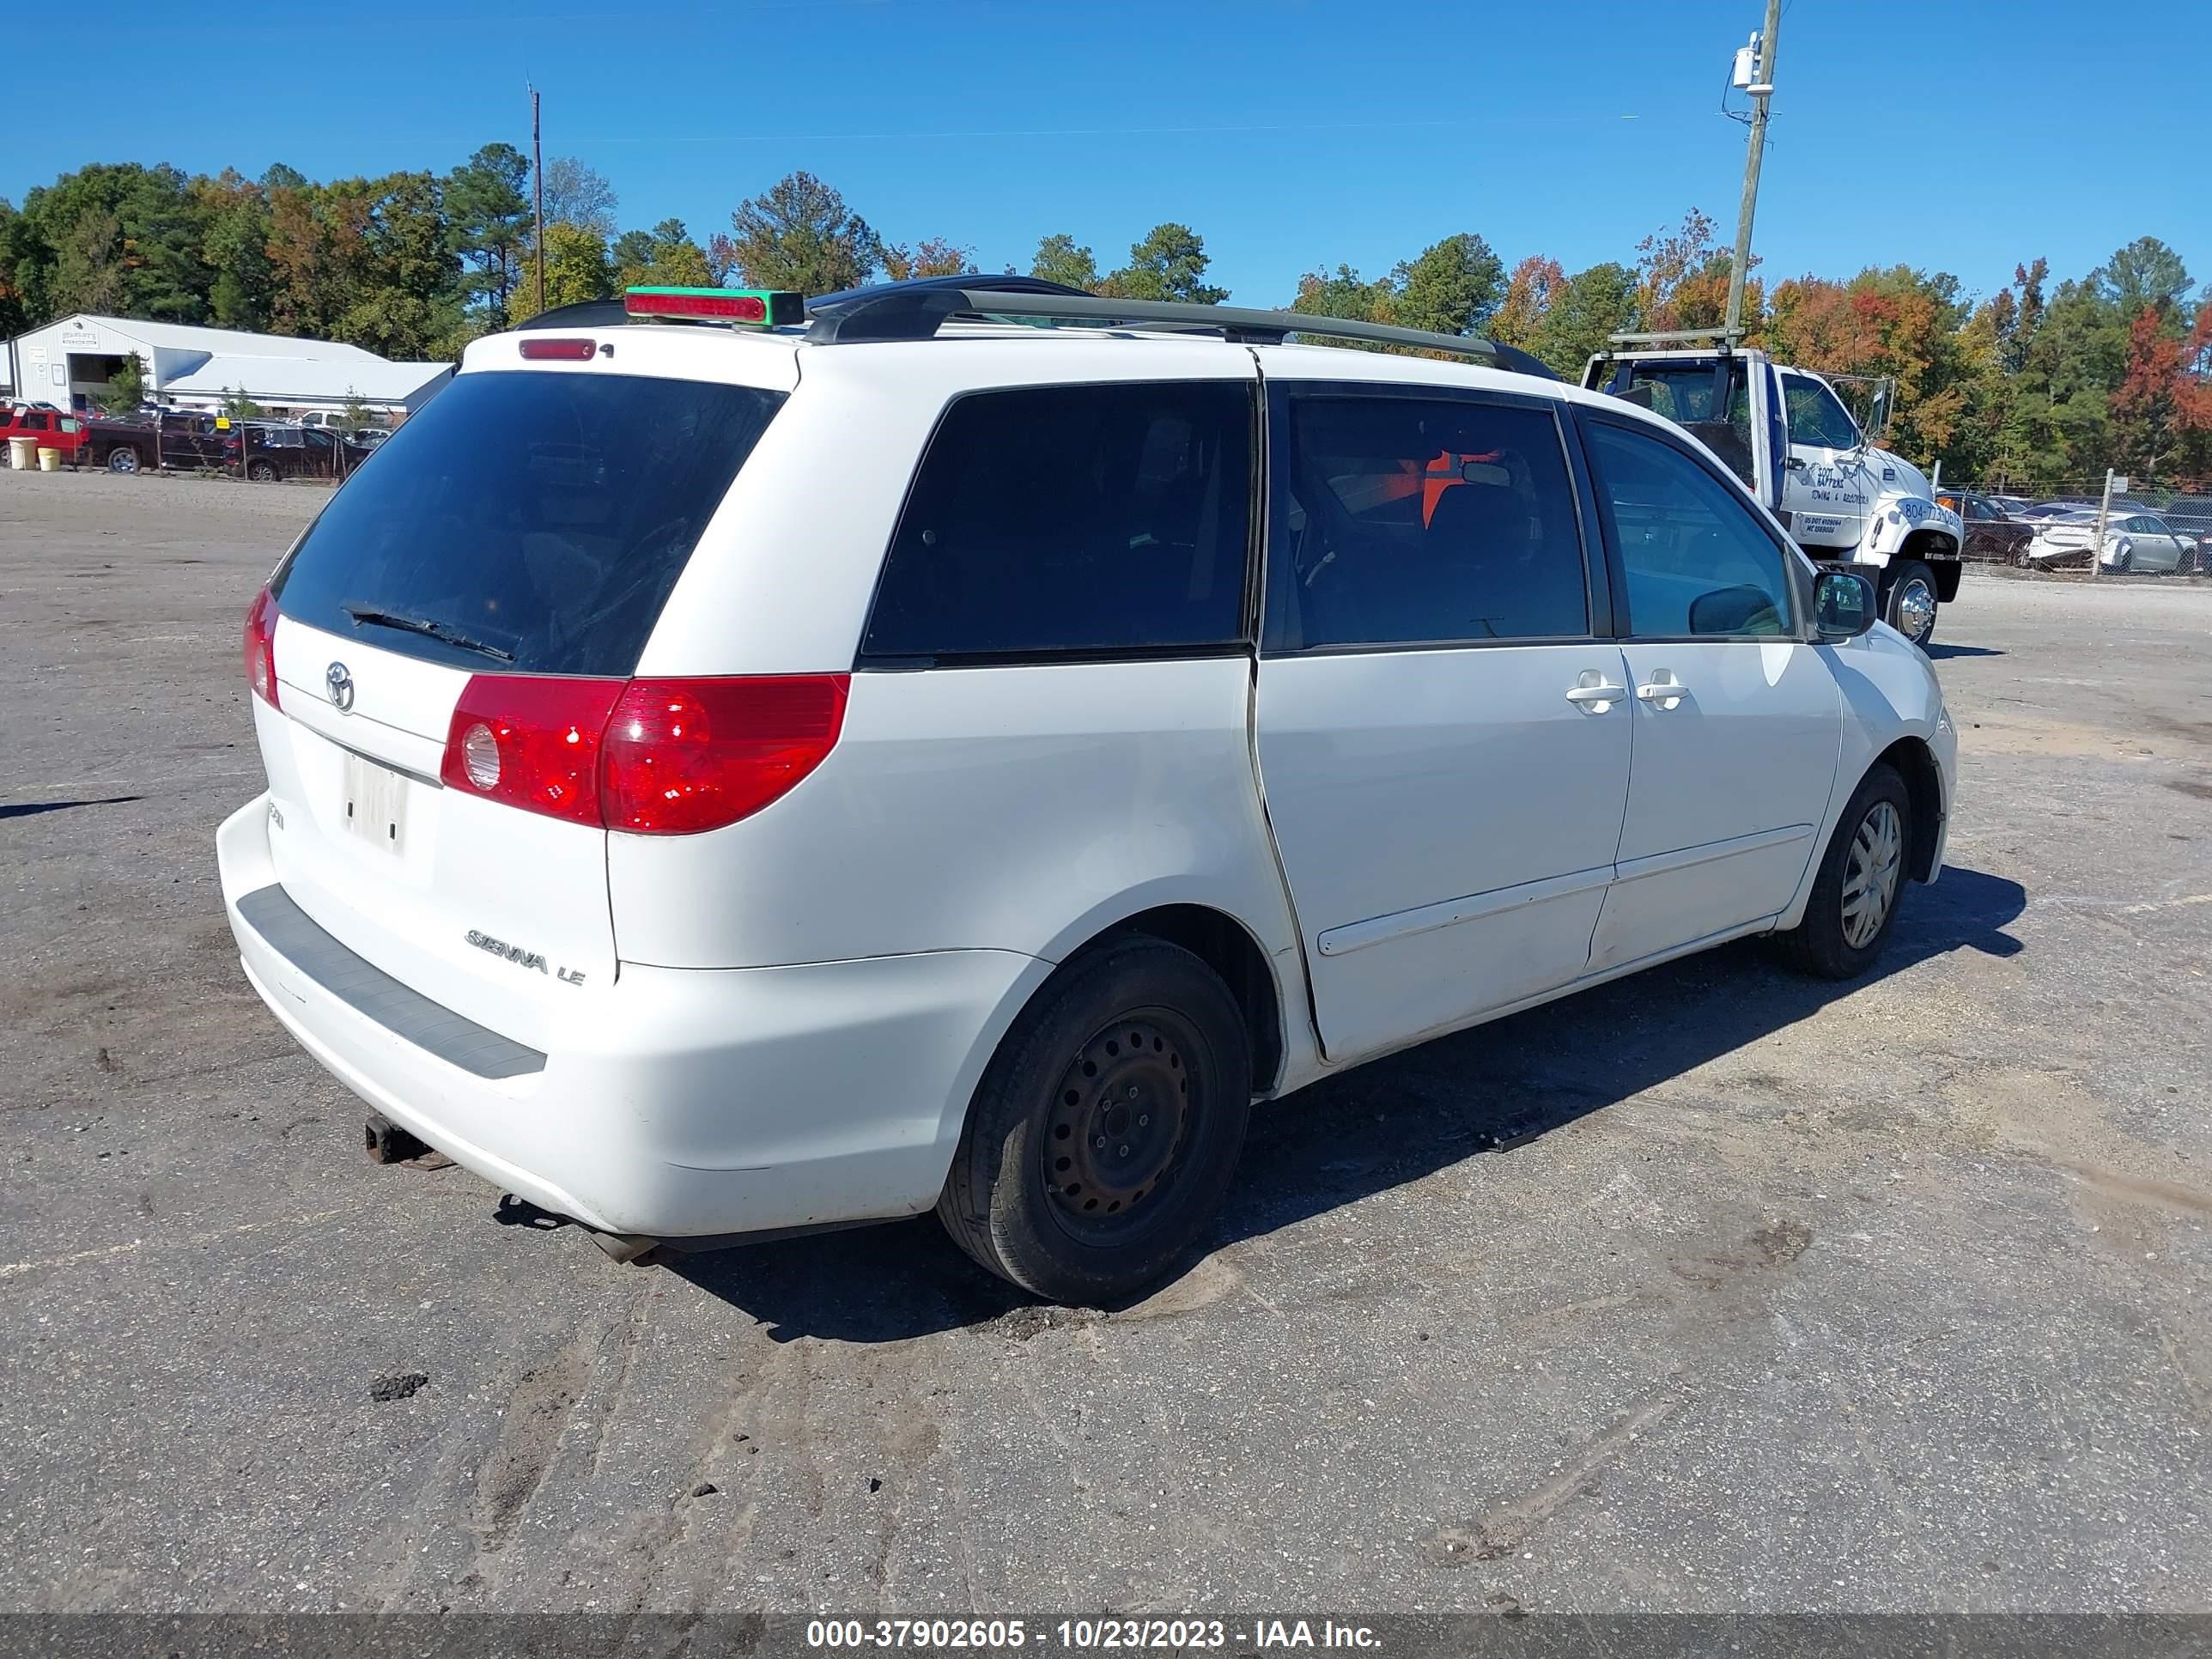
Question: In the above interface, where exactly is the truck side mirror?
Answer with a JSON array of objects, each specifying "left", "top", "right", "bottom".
[
  {"left": 1814, "top": 569, "right": 1878, "bottom": 641},
  {"left": 1865, "top": 384, "right": 1892, "bottom": 443}
]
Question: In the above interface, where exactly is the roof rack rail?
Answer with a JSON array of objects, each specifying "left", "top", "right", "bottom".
[
  {"left": 805, "top": 284, "right": 1515, "bottom": 368},
  {"left": 511, "top": 275, "right": 1087, "bottom": 336},
  {"left": 1597, "top": 327, "right": 1749, "bottom": 349}
]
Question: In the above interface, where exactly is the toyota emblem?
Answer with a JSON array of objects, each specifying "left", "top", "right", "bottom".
[{"left": 326, "top": 661, "right": 355, "bottom": 713}]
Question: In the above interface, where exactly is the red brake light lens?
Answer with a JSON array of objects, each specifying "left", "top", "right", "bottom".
[
  {"left": 440, "top": 676, "right": 624, "bottom": 827},
  {"left": 518, "top": 338, "right": 598, "bottom": 362},
  {"left": 601, "top": 676, "right": 848, "bottom": 835},
  {"left": 621, "top": 288, "right": 802, "bottom": 327},
  {"left": 244, "top": 586, "right": 280, "bottom": 708},
  {"left": 436, "top": 674, "right": 847, "bottom": 835}
]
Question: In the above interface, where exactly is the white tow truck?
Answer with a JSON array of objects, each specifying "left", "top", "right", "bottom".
[{"left": 1582, "top": 333, "right": 1963, "bottom": 648}]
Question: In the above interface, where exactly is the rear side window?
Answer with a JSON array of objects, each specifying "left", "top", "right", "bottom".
[
  {"left": 861, "top": 381, "right": 1252, "bottom": 661},
  {"left": 271, "top": 371, "right": 784, "bottom": 675},
  {"left": 1268, "top": 392, "right": 1588, "bottom": 649}
]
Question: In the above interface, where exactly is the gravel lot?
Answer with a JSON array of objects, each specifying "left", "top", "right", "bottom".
[{"left": 2, "top": 469, "right": 2207, "bottom": 1615}]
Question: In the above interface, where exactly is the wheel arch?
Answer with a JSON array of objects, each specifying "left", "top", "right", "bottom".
[
  {"left": 1894, "top": 532, "right": 1962, "bottom": 600},
  {"left": 1087, "top": 904, "right": 1286, "bottom": 1095},
  {"left": 1015, "top": 898, "right": 1289, "bottom": 1097},
  {"left": 1875, "top": 735, "right": 1944, "bottom": 883}
]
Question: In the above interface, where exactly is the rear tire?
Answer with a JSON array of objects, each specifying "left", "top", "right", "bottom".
[
  {"left": 106, "top": 447, "right": 140, "bottom": 474},
  {"left": 1772, "top": 763, "right": 1912, "bottom": 981},
  {"left": 248, "top": 460, "right": 278, "bottom": 483},
  {"left": 1884, "top": 561, "right": 1937, "bottom": 648},
  {"left": 938, "top": 937, "right": 1251, "bottom": 1305}
]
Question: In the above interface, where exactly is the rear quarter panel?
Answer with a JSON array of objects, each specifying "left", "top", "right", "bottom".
[
  {"left": 610, "top": 337, "right": 1306, "bottom": 1039},
  {"left": 605, "top": 659, "right": 1302, "bottom": 972}
]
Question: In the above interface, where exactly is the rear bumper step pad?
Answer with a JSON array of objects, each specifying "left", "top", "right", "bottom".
[{"left": 235, "top": 884, "right": 547, "bottom": 1080}]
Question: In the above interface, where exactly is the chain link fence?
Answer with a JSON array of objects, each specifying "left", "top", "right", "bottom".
[{"left": 1934, "top": 473, "right": 2209, "bottom": 575}]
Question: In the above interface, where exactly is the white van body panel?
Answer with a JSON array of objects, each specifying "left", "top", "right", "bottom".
[{"left": 216, "top": 317, "right": 1955, "bottom": 1247}]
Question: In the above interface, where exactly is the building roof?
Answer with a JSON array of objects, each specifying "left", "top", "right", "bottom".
[
  {"left": 33, "top": 313, "right": 392, "bottom": 362},
  {"left": 162, "top": 353, "right": 452, "bottom": 405},
  {"left": 17, "top": 313, "right": 453, "bottom": 404}
]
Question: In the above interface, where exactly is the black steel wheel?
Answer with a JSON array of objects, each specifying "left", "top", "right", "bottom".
[
  {"left": 938, "top": 936, "right": 1251, "bottom": 1304},
  {"left": 1042, "top": 1012, "right": 1199, "bottom": 1243}
]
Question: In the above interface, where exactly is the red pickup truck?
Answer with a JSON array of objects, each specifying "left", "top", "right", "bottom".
[{"left": 1, "top": 404, "right": 91, "bottom": 463}]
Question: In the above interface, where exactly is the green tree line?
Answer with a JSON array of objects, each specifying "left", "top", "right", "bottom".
[{"left": 3, "top": 154, "right": 2204, "bottom": 486}]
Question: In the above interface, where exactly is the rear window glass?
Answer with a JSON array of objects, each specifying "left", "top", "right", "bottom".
[
  {"left": 271, "top": 371, "right": 784, "bottom": 675},
  {"left": 861, "top": 380, "right": 1252, "bottom": 661}
]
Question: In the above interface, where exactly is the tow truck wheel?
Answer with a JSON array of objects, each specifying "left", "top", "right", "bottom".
[{"left": 1885, "top": 561, "right": 1938, "bottom": 649}]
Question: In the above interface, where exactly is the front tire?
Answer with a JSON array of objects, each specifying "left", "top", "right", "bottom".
[
  {"left": 1772, "top": 763, "right": 1911, "bottom": 980},
  {"left": 938, "top": 937, "right": 1251, "bottom": 1305},
  {"left": 1885, "top": 561, "right": 1938, "bottom": 648}
]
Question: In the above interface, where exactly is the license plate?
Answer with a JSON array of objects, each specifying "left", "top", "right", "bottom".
[{"left": 342, "top": 751, "right": 408, "bottom": 854}]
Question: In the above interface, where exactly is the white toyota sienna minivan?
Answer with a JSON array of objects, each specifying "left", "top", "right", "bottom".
[{"left": 217, "top": 279, "right": 1957, "bottom": 1304}]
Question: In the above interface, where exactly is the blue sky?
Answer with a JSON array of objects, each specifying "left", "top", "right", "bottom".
[{"left": 10, "top": 0, "right": 2207, "bottom": 308}]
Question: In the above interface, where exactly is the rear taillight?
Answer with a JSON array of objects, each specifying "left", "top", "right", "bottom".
[
  {"left": 440, "top": 675, "right": 624, "bottom": 827},
  {"left": 438, "top": 674, "right": 847, "bottom": 836},
  {"left": 601, "top": 676, "right": 848, "bottom": 835},
  {"left": 244, "top": 586, "right": 280, "bottom": 708}
]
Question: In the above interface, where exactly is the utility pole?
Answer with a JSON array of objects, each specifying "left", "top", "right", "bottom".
[
  {"left": 531, "top": 85, "right": 546, "bottom": 315},
  {"left": 1724, "top": 0, "right": 1782, "bottom": 339}
]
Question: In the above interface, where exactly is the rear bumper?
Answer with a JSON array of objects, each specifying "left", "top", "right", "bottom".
[{"left": 218, "top": 795, "right": 1046, "bottom": 1237}]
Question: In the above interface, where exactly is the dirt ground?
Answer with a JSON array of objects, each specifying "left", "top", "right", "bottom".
[{"left": 2, "top": 468, "right": 2207, "bottom": 1615}]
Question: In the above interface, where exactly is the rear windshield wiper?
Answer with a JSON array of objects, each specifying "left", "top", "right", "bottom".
[{"left": 343, "top": 604, "right": 515, "bottom": 663}]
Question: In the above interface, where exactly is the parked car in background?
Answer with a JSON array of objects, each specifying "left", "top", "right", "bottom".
[
  {"left": 1936, "top": 489, "right": 2035, "bottom": 562},
  {"left": 2017, "top": 500, "right": 2093, "bottom": 520},
  {"left": 2106, "top": 513, "right": 2198, "bottom": 574},
  {"left": 2021, "top": 510, "right": 2198, "bottom": 573},
  {"left": 1988, "top": 494, "right": 2036, "bottom": 518},
  {"left": 295, "top": 410, "right": 386, "bottom": 435},
  {"left": 241, "top": 421, "right": 376, "bottom": 481},
  {"left": 2, "top": 403, "right": 91, "bottom": 463},
  {"left": 84, "top": 410, "right": 239, "bottom": 473}
]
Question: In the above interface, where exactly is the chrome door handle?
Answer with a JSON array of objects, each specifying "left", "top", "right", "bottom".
[
  {"left": 1565, "top": 672, "right": 1626, "bottom": 714},
  {"left": 1636, "top": 672, "right": 1687, "bottom": 711}
]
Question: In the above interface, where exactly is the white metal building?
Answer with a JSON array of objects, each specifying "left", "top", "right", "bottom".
[{"left": 3, "top": 314, "right": 452, "bottom": 418}]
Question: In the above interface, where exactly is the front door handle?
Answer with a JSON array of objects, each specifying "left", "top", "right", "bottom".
[
  {"left": 1636, "top": 671, "right": 1688, "bottom": 711},
  {"left": 1565, "top": 671, "right": 1626, "bottom": 714}
]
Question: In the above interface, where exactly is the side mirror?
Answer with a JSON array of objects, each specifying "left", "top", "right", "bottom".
[
  {"left": 1863, "top": 382, "right": 1892, "bottom": 446},
  {"left": 1814, "top": 569, "right": 1878, "bottom": 641}
]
